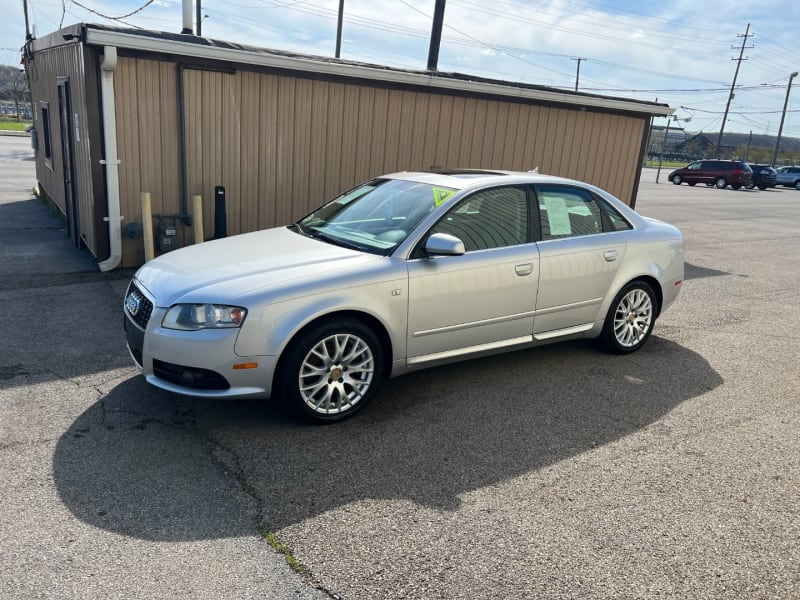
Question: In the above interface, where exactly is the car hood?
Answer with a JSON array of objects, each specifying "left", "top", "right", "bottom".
[{"left": 134, "top": 226, "right": 381, "bottom": 306}]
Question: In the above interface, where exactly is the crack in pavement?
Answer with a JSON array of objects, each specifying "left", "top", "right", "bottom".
[{"left": 181, "top": 407, "right": 338, "bottom": 599}]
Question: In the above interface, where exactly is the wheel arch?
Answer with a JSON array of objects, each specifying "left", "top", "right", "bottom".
[
  {"left": 272, "top": 309, "right": 394, "bottom": 392},
  {"left": 627, "top": 274, "right": 663, "bottom": 317}
]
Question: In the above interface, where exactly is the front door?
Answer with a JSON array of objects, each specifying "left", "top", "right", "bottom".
[
  {"left": 406, "top": 185, "right": 539, "bottom": 363},
  {"left": 57, "top": 78, "right": 80, "bottom": 249}
]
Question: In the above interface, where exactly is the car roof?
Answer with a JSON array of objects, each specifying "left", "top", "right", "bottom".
[{"left": 380, "top": 169, "right": 573, "bottom": 189}]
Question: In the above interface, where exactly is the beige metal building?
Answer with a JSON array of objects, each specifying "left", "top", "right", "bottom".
[{"left": 26, "top": 24, "right": 673, "bottom": 269}]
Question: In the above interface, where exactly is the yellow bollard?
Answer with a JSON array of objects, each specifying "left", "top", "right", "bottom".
[
  {"left": 192, "top": 194, "right": 204, "bottom": 244},
  {"left": 141, "top": 192, "right": 155, "bottom": 262}
]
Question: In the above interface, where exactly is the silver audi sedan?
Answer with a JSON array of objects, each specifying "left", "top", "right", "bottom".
[{"left": 124, "top": 170, "right": 683, "bottom": 422}]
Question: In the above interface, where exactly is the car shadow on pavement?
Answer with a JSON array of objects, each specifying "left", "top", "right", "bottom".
[
  {"left": 684, "top": 262, "right": 730, "bottom": 280},
  {"left": 52, "top": 335, "right": 723, "bottom": 540}
]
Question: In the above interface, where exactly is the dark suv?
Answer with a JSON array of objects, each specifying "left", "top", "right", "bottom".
[
  {"left": 668, "top": 160, "right": 753, "bottom": 189},
  {"left": 746, "top": 164, "right": 777, "bottom": 190}
]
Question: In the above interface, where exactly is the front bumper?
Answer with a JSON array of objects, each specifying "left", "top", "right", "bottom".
[{"left": 124, "top": 289, "right": 278, "bottom": 399}]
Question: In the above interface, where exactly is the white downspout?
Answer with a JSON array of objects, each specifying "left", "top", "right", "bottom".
[{"left": 97, "top": 46, "right": 122, "bottom": 272}]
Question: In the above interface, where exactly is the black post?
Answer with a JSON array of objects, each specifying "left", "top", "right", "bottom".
[
  {"left": 214, "top": 186, "right": 227, "bottom": 239},
  {"left": 427, "top": 0, "right": 446, "bottom": 71}
]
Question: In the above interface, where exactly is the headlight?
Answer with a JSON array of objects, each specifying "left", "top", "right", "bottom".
[{"left": 162, "top": 304, "right": 247, "bottom": 331}]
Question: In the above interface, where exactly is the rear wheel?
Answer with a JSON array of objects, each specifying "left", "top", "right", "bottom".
[
  {"left": 671, "top": 175, "right": 682, "bottom": 185},
  {"left": 714, "top": 177, "right": 727, "bottom": 189},
  {"left": 795, "top": 180, "right": 800, "bottom": 191},
  {"left": 601, "top": 281, "right": 657, "bottom": 354},
  {"left": 279, "top": 319, "right": 383, "bottom": 422},
  {"left": 757, "top": 184, "right": 767, "bottom": 190},
  {"left": 688, "top": 182, "right": 696, "bottom": 186},
  {"left": 746, "top": 181, "right": 756, "bottom": 190},
  {"left": 731, "top": 184, "right": 742, "bottom": 190}
]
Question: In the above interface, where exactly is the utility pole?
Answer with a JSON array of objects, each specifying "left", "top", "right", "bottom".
[
  {"left": 714, "top": 23, "right": 753, "bottom": 158},
  {"left": 656, "top": 117, "right": 673, "bottom": 184},
  {"left": 335, "top": 0, "right": 344, "bottom": 58},
  {"left": 571, "top": 57, "right": 587, "bottom": 92},
  {"left": 22, "top": 0, "right": 32, "bottom": 40},
  {"left": 744, "top": 130, "right": 752, "bottom": 161},
  {"left": 196, "top": 0, "right": 202, "bottom": 36},
  {"left": 426, "top": 0, "right": 447, "bottom": 71},
  {"left": 771, "top": 71, "right": 798, "bottom": 167}
]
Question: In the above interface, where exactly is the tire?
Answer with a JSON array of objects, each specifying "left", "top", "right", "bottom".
[
  {"left": 600, "top": 281, "right": 657, "bottom": 354},
  {"left": 731, "top": 184, "right": 742, "bottom": 190},
  {"left": 279, "top": 319, "right": 383, "bottom": 422},
  {"left": 757, "top": 184, "right": 767, "bottom": 190},
  {"left": 795, "top": 180, "right": 800, "bottom": 191},
  {"left": 714, "top": 177, "right": 727, "bottom": 189},
  {"left": 671, "top": 175, "right": 682, "bottom": 185},
  {"left": 745, "top": 182, "right": 755, "bottom": 190},
  {"left": 688, "top": 182, "right": 696, "bottom": 186}
]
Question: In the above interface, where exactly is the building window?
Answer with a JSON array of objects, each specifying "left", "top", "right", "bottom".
[{"left": 40, "top": 101, "right": 52, "bottom": 168}]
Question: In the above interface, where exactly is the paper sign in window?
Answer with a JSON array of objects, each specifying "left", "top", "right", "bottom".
[{"left": 542, "top": 196, "right": 571, "bottom": 236}]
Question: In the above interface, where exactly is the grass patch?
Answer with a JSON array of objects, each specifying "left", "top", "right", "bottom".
[
  {"left": 644, "top": 159, "right": 686, "bottom": 169},
  {"left": 0, "top": 119, "right": 32, "bottom": 131},
  {"left": 261, "top": 529, "right": 311, "bottom": 576}
]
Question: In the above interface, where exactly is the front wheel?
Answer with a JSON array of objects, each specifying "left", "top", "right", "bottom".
[
  {"left": 714, "top": 177, "right": 727, "bottom": 189},
  {"left": 757, "top": 184, "right": 767, "bottom": 190},
  {"left": 279, "top": 319, "right": 383, "bottom": 422},
  {"left": 745, "top": 181, "right": 755, "bottom": 190},
  {"left": 600, "top": 281, "right": 657, "bottom": 354},
  {"left": 795, "top": 180, "right": 800, "bottom": 191},
  {"left": 731, "top": 184, "right": 742, "bottom": 190},
  {"left": 671, "top": 175, "right": 682, "bottom": 185}
]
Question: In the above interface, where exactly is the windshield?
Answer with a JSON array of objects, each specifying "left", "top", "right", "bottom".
[{"left": 297, "top": 179, "right": 456, "bottom": 255}]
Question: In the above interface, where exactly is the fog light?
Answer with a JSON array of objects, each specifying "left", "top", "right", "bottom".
[{"left": 181, "top": 370, "right": 198, "bottom": 384}]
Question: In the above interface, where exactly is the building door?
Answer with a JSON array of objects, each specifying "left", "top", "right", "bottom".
[{"left": 57, "top": 77, "right": 80, "bottom": 249}]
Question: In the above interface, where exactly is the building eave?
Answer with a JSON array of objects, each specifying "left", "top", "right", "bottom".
[{"left": 77, "top": 25, "right": 673, "bottom": 118}]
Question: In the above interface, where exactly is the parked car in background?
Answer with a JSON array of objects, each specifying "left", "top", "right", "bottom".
[
  {"left": 123, "top": 170, "right": 684, "bottom": 422},
  {"left": 774, "top": 166, "right": 800, "bottom": 190},
  {"left": 668, "top": 159, "right": 752, "bottom": 189},
  {"left": 746, "top": 164, "right": 778, "bottom": 190}
]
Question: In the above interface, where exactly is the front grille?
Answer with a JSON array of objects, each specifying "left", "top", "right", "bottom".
[
  {"left": 125, "top": 281, "right": 154, "bottom": 330},
  {"left": 153, "top": 359, "right": 231, "bottom": 390}
]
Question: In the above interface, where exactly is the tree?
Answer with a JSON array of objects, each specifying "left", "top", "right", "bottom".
[{"left": 0, "top": 65, "right": 29, "bottom": 121}]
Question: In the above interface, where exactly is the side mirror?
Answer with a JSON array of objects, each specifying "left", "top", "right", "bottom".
[{"left": 425, "top": 232, "right": 465, "bottom": 256}]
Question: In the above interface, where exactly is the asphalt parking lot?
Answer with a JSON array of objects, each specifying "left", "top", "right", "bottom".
[{"left": 1, "top": 135, "right": 798, "bottom": 599}]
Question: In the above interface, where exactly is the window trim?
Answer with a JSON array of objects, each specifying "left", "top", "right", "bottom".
[{"left": 39, "top": 100, "right": 53, "bottom": 169}]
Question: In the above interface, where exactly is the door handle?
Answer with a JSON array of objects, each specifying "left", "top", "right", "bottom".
[
  {"left": 603, "top": 250, "right": 618, "bottom": 262},
  {"left": 515, "top": 263, "right": 533, "bottom": 276}
]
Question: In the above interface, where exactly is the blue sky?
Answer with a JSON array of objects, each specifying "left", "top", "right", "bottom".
[{"left": 2, "top": 0, "right": 799, "bottom": 136}]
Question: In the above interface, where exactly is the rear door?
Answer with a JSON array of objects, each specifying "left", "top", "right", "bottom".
[{"left": 532, "top": 185, "right": 628, "bottom": 339}]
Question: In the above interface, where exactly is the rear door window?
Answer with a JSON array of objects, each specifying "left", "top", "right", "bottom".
[{"left": 535, "top": 186, "right": 603, "bottom": 240}]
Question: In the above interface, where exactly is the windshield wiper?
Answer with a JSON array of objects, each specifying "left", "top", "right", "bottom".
[{"left": 291, "top": 223, "right": 377, "bottom": 254}]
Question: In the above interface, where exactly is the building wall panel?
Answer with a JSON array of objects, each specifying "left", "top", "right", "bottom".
[
  {"left": 106, "top": 57, "right": 649, "bottom": 267},
  {"left": 28, "top": 42, "right": 99, "bottom": 255}
]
